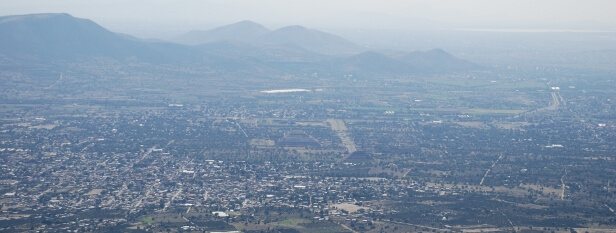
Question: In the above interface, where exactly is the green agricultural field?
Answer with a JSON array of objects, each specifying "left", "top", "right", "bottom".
[{"left": 141, "top": 217, "right": 153, "bottom": 224}]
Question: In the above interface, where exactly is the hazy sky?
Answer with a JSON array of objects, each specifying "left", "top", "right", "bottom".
[{"left": 2, "top": 0, "right": 615, "bottom": 37}]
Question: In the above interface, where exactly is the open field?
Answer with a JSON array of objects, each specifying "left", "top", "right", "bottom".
[
  {"left": 331, "top": 203, "right": 366, "bottom": 214},
  {"left": 85, "top": 189, "right": 104, "bottom": 195}
]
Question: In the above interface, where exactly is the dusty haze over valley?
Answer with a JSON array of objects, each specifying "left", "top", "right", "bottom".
[{"left": 0, "top": 1, "right": 615, "bottom": 233}]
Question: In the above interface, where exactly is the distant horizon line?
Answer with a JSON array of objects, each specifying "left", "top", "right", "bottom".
[
  {"left": 455, "top": 28, "right": 616, "bottom": 33},
  {"left": 2, "top": 13, "right": 614, "bottom": 37}
]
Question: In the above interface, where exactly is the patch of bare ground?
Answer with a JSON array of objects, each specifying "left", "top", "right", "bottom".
[
  {"left": 493, "top": 122, "right": 534, "bottom": 130},
  {"left": 574, "top": 228, "right": 616, "bottom": 233},
  {"left": 456, "top": 121, "right": 488, "bottom": 128},
  {"left": 250, "top": 139, "right": 275, "bottom": 146},
  {"left": 330, "top": 203, "right": 367, "bottom": 214}
]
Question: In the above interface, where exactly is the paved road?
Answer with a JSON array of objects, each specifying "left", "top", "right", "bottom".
[{"left": 480, "top": 155, "right": 503, "bottom": 186}]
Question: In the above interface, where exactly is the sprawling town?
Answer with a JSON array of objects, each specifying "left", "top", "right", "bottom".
[
  {"left": 1, "top": 58, "right": 616, "bottom": 233},
  {"left": 1, "top": 9, "right": 616, "bottom": 233}
]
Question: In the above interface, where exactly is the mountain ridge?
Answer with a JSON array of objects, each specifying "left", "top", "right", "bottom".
[
  {"left": 0, "top": 13, "right": 208, "bottom": 64},
  {"left": 174, "top": 21, "right": 365, "bottom": 55},
  {"left": 174, "top": 20, "right": 271, "bottom": 45},
  {"left": 0, "top": 13, "right": 481, "bottom": 75},
  {"left": 256, "top": 25, "right": 365, "bottom": 55}
]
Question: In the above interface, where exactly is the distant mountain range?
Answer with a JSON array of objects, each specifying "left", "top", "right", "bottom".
[
  {"left": 0, "top": 13, "right": 481, "bottom": 75},
  {"left": 174, "top": 21, "right": 364, "bottom": 55}
]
